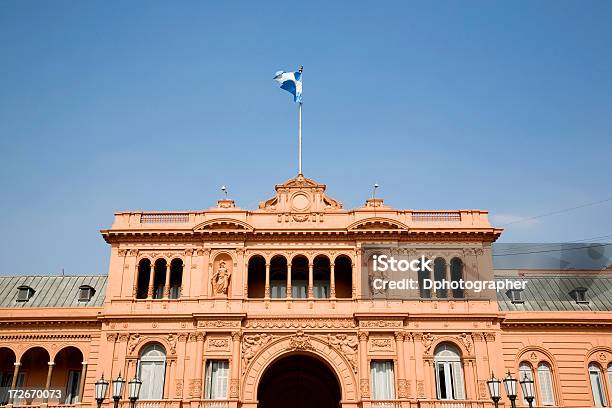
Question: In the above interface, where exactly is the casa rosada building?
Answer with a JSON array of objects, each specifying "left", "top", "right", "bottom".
[{"left": 1, "top": 175, "right": 612, "bottom": 408}]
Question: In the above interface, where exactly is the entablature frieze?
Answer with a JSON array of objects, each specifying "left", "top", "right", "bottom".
[
  {"left": 0, "top": 333, "right": 92, "bottom": 341},
  {"left": 0, "top": 320, "right": 101, "bottom": 328},
  {"left": 243, "top": 317, "right": 356, "bottom": 330}
]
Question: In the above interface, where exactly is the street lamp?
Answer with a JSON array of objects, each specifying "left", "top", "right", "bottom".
[
  {"left": 487, "top": 372, "right": 502, "bottom": 408},
  {"left": 503, "top": 371, "right": 518, "bottom": 408},
  {"left": 112, "top": 373, "right": 125, "bottom": 408},
  {"left": 520, "top": 372, "right": 536, "bottom": 408},
  {"left": 95, "top": 374, "right": 110, "bottom": 408},
  {"left": 128, "top": 377, "right": 142, "bottom": 408}
]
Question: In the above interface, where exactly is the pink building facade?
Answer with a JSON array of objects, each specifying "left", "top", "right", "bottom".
[{"left": 1, "top": 175, "right": 612, "bottom": 408}]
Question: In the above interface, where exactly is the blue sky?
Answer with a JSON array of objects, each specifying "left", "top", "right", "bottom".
[{"left": 1, "top": 1, "right": 611, "bottom": 275}]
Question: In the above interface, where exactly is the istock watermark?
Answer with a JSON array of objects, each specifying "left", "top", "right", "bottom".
[{"left": 361, "top": 244, "right": 526, "bottom": 300}]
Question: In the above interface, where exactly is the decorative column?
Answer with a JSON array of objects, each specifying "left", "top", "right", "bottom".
[
  {"left": 78, "top": 361, "right": 88, "bottom": 404},
  {"left": 352, "top": 261, "right": 357, "bottom": 299},
  {"left": 230, "top": 332, "right": 241, "bottom": 399},
  {"left": 308, "top": 263, "right": 314, "bottom": 298},
  {"left": 264, "top": 263, "right": 270, "bottom": 299},
  {"left": 464, "top": 358, "right": 476, "bottom": 400},
  {"left": 147, "top": 264, "right": 155, "bottom": 299},
  {"left": 412, "top": 333, "right": 426, "bottom": 399},
  {"left": 192, "top": 331, "right": 206, "bottom": 399},
  {"left": 44, "top": 361, "right": 55, "bottom": 402},
  {"left": 358, "top": 331, "right": 370, "bottom": 399},
  {"left": 164, "top": 262, "right": 171, "bottom": 298},
  {"left": 395, "top": 332, "right": 407, "bottom": 399},
  {"left": 330, "top": 263, "right": 336, "bottom": 298},
  {"left": 163, "top": 360, "right": 172, "bottom": 399},
  {"left": 446, "top": 260, "right": 452, "bottom": 298},
  {"left": 9, "top": 362, "right": 21, "bottom": 404},
  {"left": 286, "top": 263, "right": 292, "bottom": 299}
]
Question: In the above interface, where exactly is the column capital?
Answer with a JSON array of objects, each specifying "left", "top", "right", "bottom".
[
  {"left": 48, "top": 361, "right": 55, "bottom": 366},
  {"left": 14, "top": 362, "right": 22, "bottom": 367},
  {"left": 358, "top": 331, "right": 369, "bottom": 342}
]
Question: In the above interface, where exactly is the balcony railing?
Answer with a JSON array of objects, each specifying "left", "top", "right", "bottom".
[
  {"left": 371, "top": 400, "right": 403, "bottom": 408},
  {"left": 197, "top": 401, "right": 229, "bottom": 408},
  {"left": 412, "top": 212, "right": 461, "bottom": 222},
  {"left": 140, "top": 213, "right": 190, "bottom": 224},
  {"left": 417, "top": 400, "right": 494, "bottom": 408}
]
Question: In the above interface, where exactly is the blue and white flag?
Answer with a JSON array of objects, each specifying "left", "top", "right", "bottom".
[{"left": 273, "top": 68, "right": 302, "bottom": 103}]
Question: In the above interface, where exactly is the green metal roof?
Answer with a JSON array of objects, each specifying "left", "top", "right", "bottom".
[
  {"left": 0, "top": 275, "right": 107, "bottom": 308},
  {"left": 496, "top": 275, "right": 612, "bottom": 311}
]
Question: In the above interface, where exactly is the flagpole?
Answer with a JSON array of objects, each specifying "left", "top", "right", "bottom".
[{"left": 298, "top": 101, "right": 302, "bottom": 175}]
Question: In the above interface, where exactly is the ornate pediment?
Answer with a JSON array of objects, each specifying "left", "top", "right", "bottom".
[
  {"left": 347, "top": 217, "right": 409, "bottom": 232},
  {"left": 193, "top": 218, "right": 253, "bottom": 233},
  {"left": 257, "top": 174, "right": 342, "bottom": 214}
]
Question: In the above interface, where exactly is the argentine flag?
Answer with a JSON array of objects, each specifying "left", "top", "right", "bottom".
[{"left": 273, "top": 68, "right": 302, "bottom": 103}]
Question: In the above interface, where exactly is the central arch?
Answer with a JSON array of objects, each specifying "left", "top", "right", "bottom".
[
  {"left": 257, "top": 353, "right": 341, "bottom": 408},
  {"left": 242, "top": 333, "right": 358, "bottom": 405}
]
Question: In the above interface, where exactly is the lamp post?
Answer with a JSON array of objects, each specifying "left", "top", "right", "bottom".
[
  {"left": 112, "top": 373, "right": 125, "bottom": 408},
  {"left": 520, "top": 373, "right": 536, "bottom": 408},
  {"left": 95, "top": 374, "right": 110, "bottom": 408},
  {"left": 487, "top": 372, "right": 502, "bottom": 408},
  {"left": 503, "top": 371, "right": 518, "bottom": 408},
  {"left": 128, "top": 377, "right": 142, "bottom": 408}
]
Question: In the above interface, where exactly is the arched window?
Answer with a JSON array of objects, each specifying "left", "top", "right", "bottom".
[
  {"left": 138, "top": 344, "right": 166, "bottom": 400},
  {"left": 334, "top": 255, "right": 353, "bottom": 299},
  {"left": 136, "top": 259, "right": 151, "bottom": 299},
  {"left": 313, "top": 255, "right": 331, "bottom": 299},
  {"left": 519, "top": 362, "right": 535, "bottom": 405},
  {"left": 608, "top": 364, "right": 612, "bottom": 401},
  {"left": 418, "top": 257, "right": 431, "bottom": 299},
  {"left": 169, "top": 259, "right": 183, "bottom": 299},
  {"left": 270, "top": 256, "right": 287, "bottom": 299},
  {"left": 537, "top": 363, "right": 555, "bottom": 406},
  {"left": 433, "top": 258, "right": 447, "bottom": 298},
  {"left": 589, "top": 363, "right": 607, "bottom": 407},
  {"left": 434, "top": 344, "right": 465, "bottom": 400},
  {"left": 291, "top": 256, "right": 308, "bottom": 298},
  {"left": 153, "top": 259, "right": 167, "bottom": 299},
  {"left": 247, "top": 256, "right": 266, "bottom": 298},
  {"left": 450, "top": 257, "right": 464, "bottom": 298}
]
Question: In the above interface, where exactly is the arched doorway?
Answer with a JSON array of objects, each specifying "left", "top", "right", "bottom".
[{"left": 257, "top": 353, "right": 341, "bottom": 408}]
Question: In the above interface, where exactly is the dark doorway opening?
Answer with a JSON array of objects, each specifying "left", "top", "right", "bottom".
[{"left": 257, "top": 353, "right": 341, "bottom": 408}]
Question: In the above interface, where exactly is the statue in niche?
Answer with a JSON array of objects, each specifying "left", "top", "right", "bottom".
[{"left": 212, "top": 260, "right": 231, "bottom": 295}]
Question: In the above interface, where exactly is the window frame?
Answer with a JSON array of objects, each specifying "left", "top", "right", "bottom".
[
  {"left": 589, "top": 363, "right": 608, "bottom": 407},
  {"left": 434, "top": 344, "right": 465, "bottom": 401},
  {"left": 16, "top": 286, "right": 34, "bottom": 302},
  {"left": 507, "top": 288, "right": 524, "bottom": 304},
  {"left": 519, "top": 362, "right": 535, "bottom": 406},
  {"left": 204, "top": 360, "right": 229, "bottom": 400},
  {"left": 78, "top": 285, "right": 95, "bottom": 302},
  {"left": 370, "top": 360, "right": 395, "bottom": 400},
  {"left": 137, "top": 344, "right": 167, "bottom": 400},
  {"left": 536, "top": 362, "right": 555, "bottom": 406}
]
